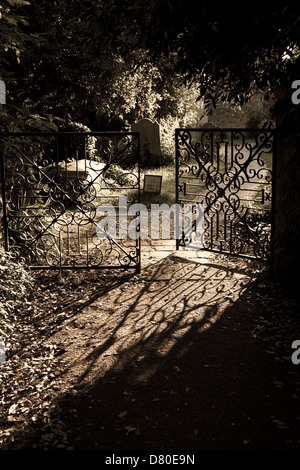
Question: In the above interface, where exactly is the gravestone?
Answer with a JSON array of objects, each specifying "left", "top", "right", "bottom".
[{"left": 132, "top": 118, "right": 161, "bottom": 165}]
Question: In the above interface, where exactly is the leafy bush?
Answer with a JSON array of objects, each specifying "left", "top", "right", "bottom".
[
  {"left": 246, "top": 109, "right": 264, "bottom": 129},
  {"left": 141, "top": 147, "right": 173, "bottom": 169},
  {"left": 0, "top": 251, "right": 33, "bottom": 338}
]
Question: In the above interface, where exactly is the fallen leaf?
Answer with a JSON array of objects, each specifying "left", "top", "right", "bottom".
[
  {"left": 124, "top": 425, "right": 137, "bottom": 436},
  {"left": 271, "top": 417, "right": 289, "bottom": 430},
  {"left": 8, "top": 404, "right": 17, "bottom": 415}
]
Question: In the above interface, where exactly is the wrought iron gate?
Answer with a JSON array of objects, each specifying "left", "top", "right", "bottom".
[
  {"left": 175, "top": 128, "right": 275, "bottom": 260},
  {"left": 1, "top": 132, "right": 141, "bottom": 271}
]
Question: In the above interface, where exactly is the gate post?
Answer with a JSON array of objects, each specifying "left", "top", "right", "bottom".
[{"left": 272, "top": 132, "right": 300, "bottom": 287}]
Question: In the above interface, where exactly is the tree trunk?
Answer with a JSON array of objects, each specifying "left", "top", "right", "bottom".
[{"left": 272, "top": 88, "right": 300, "bottom": 298}]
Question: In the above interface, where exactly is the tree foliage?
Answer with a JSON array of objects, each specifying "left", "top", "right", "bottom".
[
  {"left": 1, "top": 0, "right": 299, "bottom": 131},
  {"left": 1, "top": 0, "right": 201, "bottom": 133},
  {"left": 101, "top": 0, "right": 300, "bottom": 116},
  {"left": 0, "top": 0, "right": 30, "bottom": 84}
]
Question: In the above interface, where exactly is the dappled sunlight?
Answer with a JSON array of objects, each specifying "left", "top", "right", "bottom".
[
  {"left": 5, "top": 251, "right": 300, "bottom": 451},
  {"left": 56, "top": 254, "right": 258, "bottom": 388}
]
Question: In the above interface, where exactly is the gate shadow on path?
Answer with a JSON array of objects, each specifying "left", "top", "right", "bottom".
[{"left": 38, "top": 254, "right": 300, "bottom": 450}]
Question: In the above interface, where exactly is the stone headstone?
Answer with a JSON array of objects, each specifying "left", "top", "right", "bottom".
[{"left": 132, "top": 118, "right": 161, "bottom": 164}]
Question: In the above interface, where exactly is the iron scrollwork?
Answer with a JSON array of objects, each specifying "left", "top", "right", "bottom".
[
  {"left": 1, "top": 132, "right": 141, "bottom": 271},
  {"left": 176, "top": 128, "right": 274, "bottom": 260}
]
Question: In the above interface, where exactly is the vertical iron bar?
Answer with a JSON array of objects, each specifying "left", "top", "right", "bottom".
[
  {"left": 86, "top": 229, "right": 89, "bottom": 266},
  {"left": 67, "top": 224, "right": 70, "bottom": 255},
  {"left": 56, "top": 134, "right": 59, "bottom": 170},
  {"left": 175, "top": 129, "right": 180, "bottom": 251},
  {"left": 229, "top": 219, "right": 233, "bottom": 254},
  {"left": 136, "top": 133, "right": 141, "bottom": 274},
  {"left": 84, "top": 134, "right": 86, "bottom": 171},
  {"left": 59, "top": 230, "right": 62, "bottom": 269},
  {"left": 77, "top": 224, "right": 81, "bottom": 254},
  {"left": 216, "top": 141, "right": 220, "bottom": 173},
  {"left": 270, "top": 129, "right": 276, "bottom": 272},
  {"left": 76, "top": 148, "right": 79, "bottom": 178},
  {"left": 211, "top": 131, "right": 214, "bottom": 166},
  {"left": 231, "top": 131, "right": 234, "bottom": 168}
]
